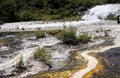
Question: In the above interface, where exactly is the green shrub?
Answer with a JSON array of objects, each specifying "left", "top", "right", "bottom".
[
  {"left": 56, "top": 27, "right": 92, "bottom": 45},
  {"left": 1, "top": 0, "right": 120, "bottom": 22},
  {"left": 34, "top": 48, "right": 51, "bottom": 64},
  {"left": 107, "top": 14, "right": 117, "bottom": 20},
  {"left": 56, "top": 27, "right": 78, "bottom": 45},
  {"left": 78, "top": 33, "right": 91, "bottom": 43},
  {"left": 94, "top": 36, "right": 99, "bottom": 39},
  {"left": 36, "top": 30, "right": 45, "bottom": 38},
  {"left": 16, "top": 58, "right": 24, "bottom": 69}
]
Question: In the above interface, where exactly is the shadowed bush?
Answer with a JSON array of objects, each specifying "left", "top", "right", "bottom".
[
  {"left": 34, "top": 48, "right": 51, "bottom": 64},
  {"left": 16, "top": 58, "right": 24, "bottom": 69},
  {"left": 79, "top": 33, "right": 91, "bottom": 43},
  {"left": 36, "top": 30, "right": 45, "bottom": 38},
  {"left": 107, "top": 14, "right": 117, "bottom": 20}
]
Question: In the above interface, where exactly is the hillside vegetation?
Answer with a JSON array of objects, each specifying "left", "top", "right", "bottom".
[{"left": 0, "top": 0, "right": 120, "bottom": 22}]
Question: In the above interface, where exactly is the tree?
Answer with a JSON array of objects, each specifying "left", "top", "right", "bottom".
[
  {"left": 0, "top": 0, "right": 17, "bottom": 22},
  {"left": 34, "top": 48, "right": 51, "bottom": 64},
  {"left": 29, "top": 0, "right": 48, "bottom": 9},
  {"left": 1, "top": 0, "right": 120, "bottom": 22}
]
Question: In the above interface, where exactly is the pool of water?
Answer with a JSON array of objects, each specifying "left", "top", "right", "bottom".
[{"left": 94, "top": 47, "right": 120, "bottom": 78}]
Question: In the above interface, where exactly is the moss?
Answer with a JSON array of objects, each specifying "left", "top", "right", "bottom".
[
  {"left": 33, "top": 62, "right": 87, "bottom": 78},
  {"left": 84, "top": 52, "right": 103, "bottom": 78},
  {"left": 29, "top": 51, "right": 87, "bottom": 78}
]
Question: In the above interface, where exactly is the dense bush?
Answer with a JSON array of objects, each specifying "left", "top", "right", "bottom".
[
  {"left": 34, "top": 48, "right": 51, "bottom": 64},
  {"left": 56, "top": 27, "right": 91, "bottom": 45},
  {"left": 1, "top": 0, "right": 119, "bottom": 22}
]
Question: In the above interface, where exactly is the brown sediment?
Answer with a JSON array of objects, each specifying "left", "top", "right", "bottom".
[
  {"left": 29, "top": 53, "right": 88, "bottom": 78},
  {"left": 39, "top": 63, "right": 87, "bottom": 78},
  {"left": 83, "top": 52, "right": 103, "bottom": 78}
]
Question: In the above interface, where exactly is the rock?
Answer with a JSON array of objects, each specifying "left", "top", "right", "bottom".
[{"left": 0, "top": 46, "right": 9, "bottom": 51}]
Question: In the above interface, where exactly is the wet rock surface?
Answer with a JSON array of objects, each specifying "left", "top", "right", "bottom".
[
  {"left": 94, "top": 47, "right": 120, "bottom": 78},
  {"left": 0, "top": 21, "right": 119, "bottom": 78},
  {"left": 0, "top": 35, "right": 23, "bottom": 64}
]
